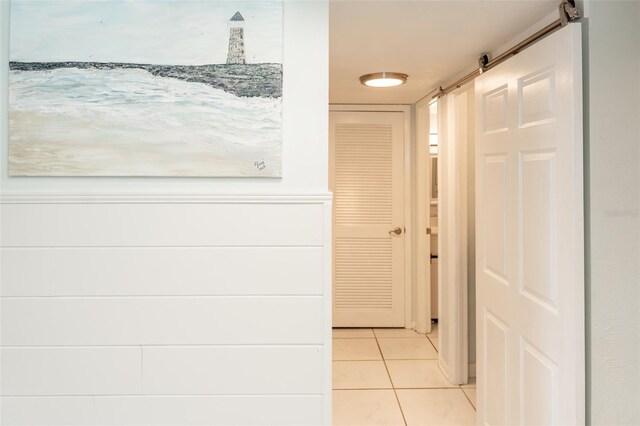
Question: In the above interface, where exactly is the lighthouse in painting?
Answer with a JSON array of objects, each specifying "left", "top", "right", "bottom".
[{"left": 226, "top": 11, "right": 246, "bottom": 64}]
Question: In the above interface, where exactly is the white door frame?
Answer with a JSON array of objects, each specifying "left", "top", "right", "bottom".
[
  {"left": 415, "top": 97, "right": 432, "bottom": 334},
  {"left": 329, "top": 104, "right": 413, "bottom": 328}
]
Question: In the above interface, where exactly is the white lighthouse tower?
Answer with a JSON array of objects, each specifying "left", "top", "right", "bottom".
[{"left": 226, "top": 11, "right": 246, "bottom": 65}]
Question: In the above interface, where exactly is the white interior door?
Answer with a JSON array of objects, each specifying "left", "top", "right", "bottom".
[
  {"left": 438, "top": 90, "right": 469, "bottom": 384},
  {"left": 475, "top": 24, "right": 584, "bottom": 425},
  {"left": 330, "top": 111, "right": 405, "bottom": 327}
]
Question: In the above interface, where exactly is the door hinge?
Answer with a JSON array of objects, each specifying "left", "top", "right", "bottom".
[{"left": 426, "top": 227, "right": 432, "bottom": 235}]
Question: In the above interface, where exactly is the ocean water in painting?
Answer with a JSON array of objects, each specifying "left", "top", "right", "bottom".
[{"left": 9, "top": 67, "right": 282, "bottom": 176}]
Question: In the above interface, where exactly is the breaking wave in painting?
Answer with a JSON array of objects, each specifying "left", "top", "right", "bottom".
[{"left": 9, "top": 68, "right": 282, "bottom": 176}]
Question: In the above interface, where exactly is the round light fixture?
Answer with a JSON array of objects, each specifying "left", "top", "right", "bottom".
[{"left": 360, "top": 72, "right": 408, "bottom": 88}]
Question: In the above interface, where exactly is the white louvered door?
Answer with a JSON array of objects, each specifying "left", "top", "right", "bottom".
[{"left": 330, "top": 111, "right": 405, "bottom": 327}]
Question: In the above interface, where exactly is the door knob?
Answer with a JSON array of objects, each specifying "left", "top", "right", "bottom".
[{"left": 389, "top": 227, "right": 403, "bottom": 235}]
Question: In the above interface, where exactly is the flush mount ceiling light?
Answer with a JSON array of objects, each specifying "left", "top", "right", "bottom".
[{"left": 359, "top": 72, "right": 408, "bottom": 88}]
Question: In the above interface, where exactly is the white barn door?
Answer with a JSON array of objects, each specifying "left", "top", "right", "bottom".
[
  {"left": 330, "top": 111, "right": 405, "bottom": 327},
  {"left": 475, "top": 24, "right": 584, "bottom": 425}
]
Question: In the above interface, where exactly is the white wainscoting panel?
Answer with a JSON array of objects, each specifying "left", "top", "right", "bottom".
[
  {"left": 1, "top": 395, "right": 324, "bottom": 426},
  {"left": 1, "top": 397, "right": 95, "bottom": 426},
  {"left": 2, "top": 296, "right": 324, "bottom": 346},
  {"left": 1, "top": 247, "right": 324, "bottom": 296},
  {"left": 0, "top": 194, "right": 332, "bottom": 426},
  {"left": 1, "top": 347, "right": 142, "bottom": 396},
  {"left": 1, "top": 203, "right": 323, "bottom": 247},
  {"left": 93, "top": 396, "right": 324, "bottom": 426},
  {"left": 142, "top": 346, "right": 324, "bottom": 395}
]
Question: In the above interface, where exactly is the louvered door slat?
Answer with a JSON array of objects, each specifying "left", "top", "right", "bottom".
[{"left": 330, "top": 111, "right": 405, "bottom": 327}]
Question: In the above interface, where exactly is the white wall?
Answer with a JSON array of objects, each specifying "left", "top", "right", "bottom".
[
  {"left": 581, "top": 1, "right": 640, "bottom": 424},
  {"left": 0, "top": 2, "right": 331, "bottom": 425}
]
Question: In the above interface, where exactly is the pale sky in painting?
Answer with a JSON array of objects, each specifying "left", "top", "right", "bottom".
[{"left": 10, "top": 0, "right": 283, "bottom": 65}]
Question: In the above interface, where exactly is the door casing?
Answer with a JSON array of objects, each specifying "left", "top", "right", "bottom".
[{"left": 415, "top": 97, "right": 433, "bottom": 335}]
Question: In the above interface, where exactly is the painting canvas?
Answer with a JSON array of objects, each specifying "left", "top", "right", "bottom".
[{"left": 8, "top": 0, "right": 283, "bottom": 177}]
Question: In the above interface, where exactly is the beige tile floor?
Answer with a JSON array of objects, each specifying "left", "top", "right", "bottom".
[{"left": 333, "top": 323, "right": 476, "bottom": 426}]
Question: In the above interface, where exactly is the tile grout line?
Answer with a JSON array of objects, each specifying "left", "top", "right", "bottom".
[
  {"left": 333, "top": 337, "right": 426, "bottom": 339},
  {"left": 334, "top": 328, "right": 478, "bottom": 422},
  {"left": 334, "top": 386, "right": 463, "bottom": 391},
  {"left": 373, "top": 329, "right": 408, "bottom": 426},
  {"left": 426, "top": 335, "right": 438, "bottom": 353},
  {"left": 460, "top": 385, "right": 477, "bottom": 412},
  {"left": 427, "top": 324, "right": 477, "bottom": 412},
  {"left": 334, "top": 358, "right": 438, "bottom": 362}
]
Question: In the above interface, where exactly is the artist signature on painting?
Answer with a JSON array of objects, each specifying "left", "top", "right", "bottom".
[{"left": 254, "top": 160, "right": 266, "bottom": 171}]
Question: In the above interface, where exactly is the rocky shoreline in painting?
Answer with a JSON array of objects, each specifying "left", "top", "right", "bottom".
[{"left": 9, "top": 61, "right": 283, "bottom": 98}]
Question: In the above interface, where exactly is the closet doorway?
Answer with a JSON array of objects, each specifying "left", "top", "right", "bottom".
[{"left": 330, "top": 106, "right": 411, "bottom": 327}]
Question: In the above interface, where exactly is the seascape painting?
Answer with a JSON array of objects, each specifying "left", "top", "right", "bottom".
[{"left": 9, "top": 0, "right": 283, "bottom": 177}]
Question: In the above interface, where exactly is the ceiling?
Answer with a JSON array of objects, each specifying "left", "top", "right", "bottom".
[{"left": 330, "top": 0, "right": 558, "bottom": 104}]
